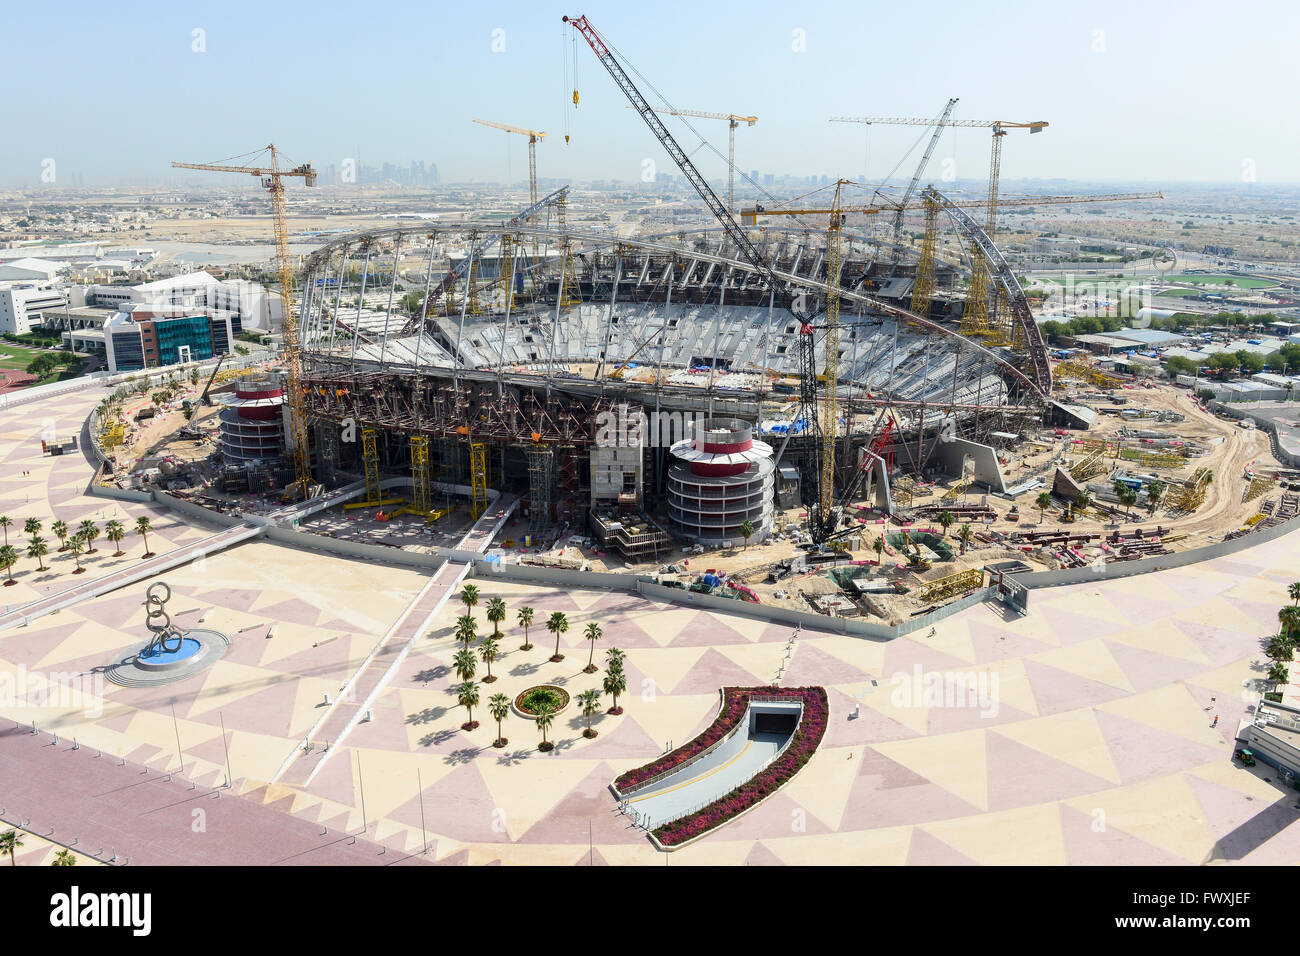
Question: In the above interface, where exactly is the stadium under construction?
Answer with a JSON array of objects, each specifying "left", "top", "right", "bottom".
[{"left": 266, "top": 191, "right": 1086, "bottom": 554}]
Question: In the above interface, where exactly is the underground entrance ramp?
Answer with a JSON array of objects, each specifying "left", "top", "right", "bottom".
[{"left": 611, "top": 686, "right": 828, "bottom": 849}]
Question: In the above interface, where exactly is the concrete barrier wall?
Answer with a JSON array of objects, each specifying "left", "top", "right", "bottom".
[
  {"left": 88, "top": 485, "right": 155, "bottom": 505},
  {"left": 154, "top": 491, "right": 245, "bottom": 530},
  {"left": 264, "top": 525, "right": 443, "bottom": 572}
]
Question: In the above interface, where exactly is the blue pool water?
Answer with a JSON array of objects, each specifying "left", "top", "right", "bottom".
[{"left": 140, "top": 637, "right": 201, "bottom": 663}]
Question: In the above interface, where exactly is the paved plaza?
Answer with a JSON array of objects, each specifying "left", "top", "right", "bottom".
[{"left": 2, "top": 383, "right": 1299, "bottom": 865}]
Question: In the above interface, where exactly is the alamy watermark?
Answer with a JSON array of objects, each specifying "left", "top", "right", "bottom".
[
  {"left": 0, "top": 665, "right": 103, "bottom": 718},
  {"left": 594, "top": 404, "right": 710, "bottom": 449},
  {"left": 890, "top": 664, "right": 999, "bottom": 718}
]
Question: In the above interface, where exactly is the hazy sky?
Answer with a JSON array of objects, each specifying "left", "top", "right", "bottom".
[{"left": 6, "top": 0, "right": 1300, "bottom": 189}]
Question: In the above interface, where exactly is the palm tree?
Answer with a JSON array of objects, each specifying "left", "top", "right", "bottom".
[
  {"left": 1035, "top": 491, "right": 1053, "bottom": 523},
  {"left": 105, "top": 519, "right": 125, "bottom": 556},
  {"left": 956, "top": 523, "right": 974, "bottom": 555},
  {"left": 486, "top": 596, "right": 506, "bottom": 639},
  {"left": 26, "top": 535, "right": 48, "bottom": 572},
  {"left": 0, "top": 829, "right": 22, "bottom": 865},
  {"left": 1279, "top": 606, "right": 1300, "bottom": 641},
  {"left": 546, "top": 611, "right": 569, "bottom": 662},
  {"left": 51, "top": 520, "right": 69, "bottom": 552},
  {"left": 135, "top": 515, "right": 153, "bottom": 557},
  {"left": 67, "top": 532, "right": 86, "bottom": 575},
  {"left": 1268, "top": 662, "right": 1290, "bottom": 686},
  {"left": 577, "top": 688, "right": 602, "bottom": 739},
  {"left": 454, "top": 614, "right": 477, "bottom": 648},
  {"left": 603, "top": 667, "right": 628, "bottom": 715},
  {"left": 78, "top": 519, "right": 100, "bottom": 553},
  {"left": 1146, "top": 480, "right": 1165, "bottom": 515},
  {"left": 488, "top": 692, "right": 511, "bottom": 748},
  {"left": 740, "top": 519, "right": 754, "bottom": 550},
  {"left": 583, "top": 621, "right": 603, "bottom": 673},
  {"left": 534, "top": 702, "right": 556, "bottom": 751},
  {"left": 0, "top": 515, "right": 11, "bottom": 548},
  {"left": 517, "top": 605, "right": 535, "bottom": 651},
  {"left": 479, "top": 636, "right": 500, "bottom": 683},
  {"left": 1118, "top": 487, "right": 1139, "bottom": 520},
  {"left": 51, "top": 849, "right": 77, "bottom": 867},
  {"left": 23, "top": 517, "right": 41, "bottom": 539},
  {"left": 1074, "top": 489, "right": 1092, "bottom": 513},
  {"left": 0, "top": 545, "right": 16, "bottom": 586},
  {"left": 1289, "top": 581, "right": 1300, "bottom": 606},
  {"left": 936, "top": 509, "right": 955, "bottom": 538},
  {"left": 872, "top": 535, "right": 885, "bottom": 565},
  {"left": 460, "top": 583, "right": 480, "bottom": 620},
  {"left": 452, "top": 647, "right": 477, "bottom": 682},
  {"left": 456, "top": 680, "right": 480, "bottom": 730},
  {"left": 605, "top": 647, "right": 626, "bottom": 673}
]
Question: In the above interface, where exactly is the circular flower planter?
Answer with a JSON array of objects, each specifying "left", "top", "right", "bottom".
[{"left": 511, "top": 684, "right": 571, "bottom": 720}]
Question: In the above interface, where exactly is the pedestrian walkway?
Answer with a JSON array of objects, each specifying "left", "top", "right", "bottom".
[
  {"left": 273, "top": 494, "right": 518, "bottom": 788},
  {"left": 0, "top": 522, "right": 264, "bottom": 632},
  {"left": 0, "top": 724, "right": 427, "bottom": 866}
]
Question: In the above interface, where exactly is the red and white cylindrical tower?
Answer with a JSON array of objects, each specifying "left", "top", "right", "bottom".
[
  {"left": 667, "top": 418, "right": 774, "bottom": 545},
  {"left": 218, "top": 376, "right": 285, "bottom": 465}
]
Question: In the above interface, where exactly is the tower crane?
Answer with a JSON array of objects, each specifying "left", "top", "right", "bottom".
[
  {"left": 471, "top": 118, "right": 546, "bottom": 210},
  {"left": 831, "top": 113, "right": 1047, "bottom": 341},
  {"left": 171, "top": 145, "right": 319, "bottom": 501},
  {"left": 626, "top": 105, "right": 757, "bottom": 214},
  {"left": 830, "top": 98, "right": 958, "bottom": 264},
  {"left": 830, "top": 113, "right": 1047, "bottom": 246}
]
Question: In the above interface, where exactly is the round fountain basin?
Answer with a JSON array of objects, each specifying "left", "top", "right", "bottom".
[{"left": 138, "top": 637, "right": 203, "bottom": 670}]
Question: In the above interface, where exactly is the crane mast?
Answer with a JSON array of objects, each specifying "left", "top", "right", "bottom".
[{"left": 171, "top": 145, "right": 317, "bottom": 500}]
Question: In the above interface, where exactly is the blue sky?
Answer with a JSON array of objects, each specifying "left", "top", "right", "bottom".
[{"left": 6, "top": 0, "right": 1299, "bottom": 187}]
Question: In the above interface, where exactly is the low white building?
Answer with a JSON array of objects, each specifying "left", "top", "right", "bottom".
[
  {"left": 86, "top": 272, "right": 280, "bottom": 336},
  {"left": 0, "top": 257, "right": 67, "bottom": 282},
  {"left": 0, "top": 282, "right": 67, "bottom": 334}
]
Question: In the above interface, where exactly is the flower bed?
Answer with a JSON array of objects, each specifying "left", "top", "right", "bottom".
[
  {"left": 645, "top": 686, "right": 827, "bottom": 847},
  {"left": 512, "top": 684, "right": 570, "bottom": 719}
]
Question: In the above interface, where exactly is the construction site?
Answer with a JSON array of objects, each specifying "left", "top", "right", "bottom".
[{"left": 91, "top": 16, "right": 1294, "bottom": 627}]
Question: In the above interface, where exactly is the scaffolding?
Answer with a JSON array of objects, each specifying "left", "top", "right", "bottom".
[
  {"left": 1166, "top": 467, "right": 1213, "bottom": 513},
  {"left": 410, "top": 435, "right": 432, "bottom": 513},
  {"left": 909, "top": 194, "right": 941, "bottom": 321},
  {"left": 467, "top": 259, "right": 482, "bottom": 316},
  {"left": 557, "top": 193, "right": 581, "bottom": 312},
  {"left": 317, "top": 423, "right": 340, "bottom": 485},
  {"left": 1054, "top": 360, "right": 1122, "bottom": 390},
  {"left": 1117, "top": 446, "right": 1186, "bottom": 469},
  {"left": 526, "top": 444, "right": 554, "bottom": 526},
  {"left": 914, "top": 567, "right": 985, "bottom": 605},
  {"left": 362, "top": 427, "right": 380, "bottom": 502},
  {"left": 499, "top": 234, "right": 516, "bottom": 313},
  {"left": 1245, "top": 475, "right": 1271, "bottom": 503},
  {"left": 893, "top": 476, "right": 917, "bottom": 508},
  {"left": 469, "top": 442, "right": 489, "bottom": 519},
  {"left": 942, "top": 475, "right": 972, "bottom": 500},
  {"left": 1070, "top": 447, "right": 1107, "bottom": 482}
]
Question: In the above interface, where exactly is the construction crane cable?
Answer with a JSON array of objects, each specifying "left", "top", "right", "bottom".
[{"left": 596, "top": 23, "right": 815, "bottom": 228}]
